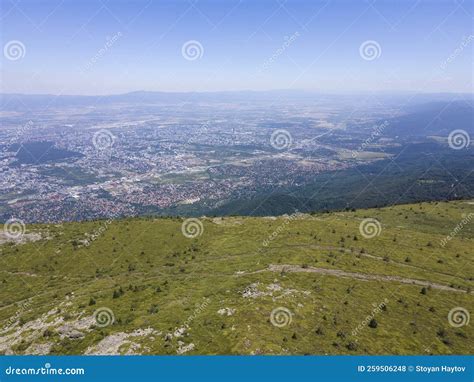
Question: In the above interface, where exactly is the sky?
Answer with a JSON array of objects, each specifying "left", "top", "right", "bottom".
[{"left": 1, "top": 0, "right": 473, "bottom": 95}]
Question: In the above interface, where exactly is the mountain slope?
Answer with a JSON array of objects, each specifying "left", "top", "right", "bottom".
[{"left": 0, "top": 201, "right": 473, "bottom": 355}]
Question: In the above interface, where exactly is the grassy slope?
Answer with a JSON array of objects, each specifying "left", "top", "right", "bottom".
[{"left": 0, "top": 200, "right": 473, "bottom": 355}]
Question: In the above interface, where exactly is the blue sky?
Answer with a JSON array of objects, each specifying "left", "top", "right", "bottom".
[{"left": 1, "top": 0, "right": 473, "bottom": 95}]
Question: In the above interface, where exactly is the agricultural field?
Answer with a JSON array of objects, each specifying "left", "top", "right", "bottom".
[{"left": 0, "top": 200, "right": 472, "bottom": 355}]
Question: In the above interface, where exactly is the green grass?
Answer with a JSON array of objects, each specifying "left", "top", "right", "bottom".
[{"left": 0, "top": 200, "right": 472, "bottom": 355}]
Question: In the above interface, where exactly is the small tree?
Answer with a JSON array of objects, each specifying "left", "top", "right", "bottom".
[
  {"left": 346, "top": 341, "right": 358, "bottom": 351},
  {"left": 368, "top": 318, "right": 378, "bottom": 328}
]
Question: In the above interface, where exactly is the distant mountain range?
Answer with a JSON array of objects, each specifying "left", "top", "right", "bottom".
[{"left": 1, "top": 90, "right": 473, "bottom": 110}]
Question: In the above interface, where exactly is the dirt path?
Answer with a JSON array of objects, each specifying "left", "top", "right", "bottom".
[
  {"left": 267, "top": 243, "right": 467, "bottom": 281},
  {"left": 1, "top": 271, "right": 38, "bottom": 277},
  {"left": 248, "top": 264, "right": 471, "bottom": 294}
]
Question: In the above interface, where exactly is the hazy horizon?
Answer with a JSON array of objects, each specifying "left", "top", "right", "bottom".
[{"left": 2, "top": 88, "right": 474, "bottom": 98}]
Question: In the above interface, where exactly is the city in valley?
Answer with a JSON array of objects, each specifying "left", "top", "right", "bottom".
[{"left": 0, "top": 93, "right": 406, "bottom": 223}]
